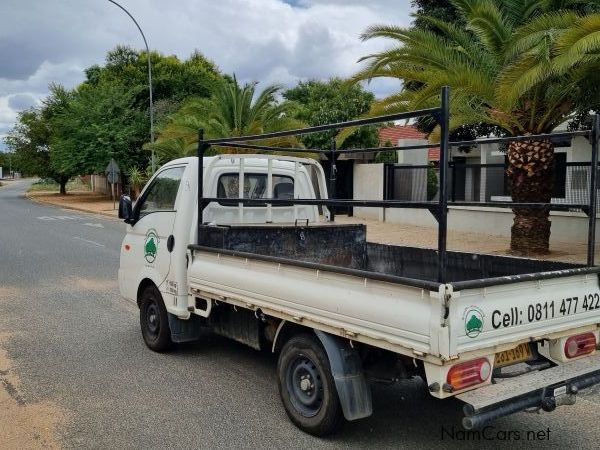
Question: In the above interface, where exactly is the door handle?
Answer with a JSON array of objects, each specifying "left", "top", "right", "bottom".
[{"left": 167, "top": 235, "right": 175, "bottom": 252}]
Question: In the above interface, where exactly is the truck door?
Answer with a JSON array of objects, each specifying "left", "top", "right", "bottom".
[{"left": 122, "top": 165, "right": 186, "bottom": 291}]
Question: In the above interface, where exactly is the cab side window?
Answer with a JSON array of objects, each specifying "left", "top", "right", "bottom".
[{"left": 138, "top": 166, "right": 185, "bottom": 216}]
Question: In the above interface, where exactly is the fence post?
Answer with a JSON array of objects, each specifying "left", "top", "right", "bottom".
[
  {"left": 587, "top": 114, "right": 599, "bottom": 266},
  {"left": 438, "top": 86, "right": 450, "bottom": 283}
]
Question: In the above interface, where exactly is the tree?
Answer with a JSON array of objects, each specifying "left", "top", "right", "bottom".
[
  {"left": 49, "top": 46, "right": 222, "bottom": 178},
  {"left": 87, "top": 46, "right": 221, "bottom": 106},
  {"left": 50, "top": 81, "right": 148, "bottom": 176},
  {"left": 349, "top": 0, "right": 600, "bottom": 254},
  {"left": 411, "top": 0, "right": 465, "bottom": 31},
  {"left": 152, "top": 76, "right": 306, "bottom": 159},
  {"left": 4, "top": 107, "right": 75, "bottom": 194},
  {"left": 283, "top": 78, "right": 379, "bottom": 150},
  {"left": 0, "top": 151, "right": 15, "bottom": 173},
  {"left": 409, "top": 0, "right": 501, "bottom": 141}
]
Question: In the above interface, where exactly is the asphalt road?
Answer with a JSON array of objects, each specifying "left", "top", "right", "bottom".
[{"left": 1, "top": 179, "right": 600, "bottom": 449}]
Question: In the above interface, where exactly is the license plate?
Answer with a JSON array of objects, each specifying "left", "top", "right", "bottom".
[{"left": 494, "top": 343, "right": 534, "bottom": 368}]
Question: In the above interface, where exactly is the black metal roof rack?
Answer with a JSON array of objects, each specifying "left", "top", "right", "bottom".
[{"left": 197, "top": 86, "right": 600, "bottom": 285}]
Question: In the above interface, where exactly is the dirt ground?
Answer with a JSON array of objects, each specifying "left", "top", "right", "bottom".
[
  {"left": 0, "top": 286, "right": 65, "bottom": 449},
  {"left": 27, "top": 191, "right": 118, "bottom": 218},
  {"left": 336, "top": 215, "right": 593, "bottom": 265}
]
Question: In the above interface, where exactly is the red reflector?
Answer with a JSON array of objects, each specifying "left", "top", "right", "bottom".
[
  {"left": 447, "top": 358, "right": 491, "bottom": 391},
  {"left": 125, "top": 244, "right": 131, "bottom": 251},
  {"left": 564, "top": 333, "right": 596, "bottom": 359}
]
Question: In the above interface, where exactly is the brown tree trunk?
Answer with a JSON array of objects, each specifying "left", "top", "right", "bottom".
[
  {"left": 507, "top": 139, "right": 555, "bottom": 255},
  {"left": 59, "top": 180, "right": 67, "bottom": 195}
]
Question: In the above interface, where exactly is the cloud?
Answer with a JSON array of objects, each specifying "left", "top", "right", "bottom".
[
  {"left": 0, "top": 0, "right": 413, "bottom": 144},
  {"left": 7, "top": 93, "right": 38, "bottom": 110},
  {"left": 0, "top": 61, "right": 86, "bottom": 145}
]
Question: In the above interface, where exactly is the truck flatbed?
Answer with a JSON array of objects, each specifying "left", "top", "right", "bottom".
[{"left": 193, "top": 222, "right": 588, "bottom": 289}]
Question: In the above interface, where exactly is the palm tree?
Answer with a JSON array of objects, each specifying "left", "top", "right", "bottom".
[
  {"left": 149, "top": 76, "right": 306, "bottom": 158},
  {"left": 349, "top": 0, "right": 600, "bottom": 254}
]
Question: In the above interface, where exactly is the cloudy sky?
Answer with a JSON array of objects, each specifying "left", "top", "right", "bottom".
[{"left": 0, "top": 0, "right": 415, "bottom": 151}]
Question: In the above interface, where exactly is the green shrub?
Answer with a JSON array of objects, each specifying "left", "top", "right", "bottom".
[
  {"left": 374, "top": 139, "right": 397, "bottom": 164},
  {"left": 427, "top": 163, "right": 438, "bottom": 201}
]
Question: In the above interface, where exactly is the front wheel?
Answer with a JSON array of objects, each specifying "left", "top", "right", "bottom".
[
  {"left": 139, "top": 285, "right": 172, "bottom": 352},
  {"left": 277, "top": 334, "right": 343, "bottom": 436}
]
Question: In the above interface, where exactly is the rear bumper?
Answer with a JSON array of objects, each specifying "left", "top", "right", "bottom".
[{"left": 456, "top": 353, "right": 600, "bottom": 429}]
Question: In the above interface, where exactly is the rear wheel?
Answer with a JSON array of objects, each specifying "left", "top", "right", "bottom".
[
  {"left": 139, "top": 285, "right": 172, "bottom": 352},
  {"left": 277, "top": 334, "right": 343, "bottom": 436}
]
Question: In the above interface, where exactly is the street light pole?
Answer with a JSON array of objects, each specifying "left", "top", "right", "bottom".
[{"left": 107, "top": 0, "right": 155, "bottom": 172}]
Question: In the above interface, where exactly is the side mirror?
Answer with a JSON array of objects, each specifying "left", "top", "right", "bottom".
[{"left": 118, "top": 195, "right": 133, "bottom": 223}]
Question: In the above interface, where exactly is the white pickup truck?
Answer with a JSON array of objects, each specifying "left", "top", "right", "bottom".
[{"left": 118, "top": 153, "right": 600, "bottom": 436}]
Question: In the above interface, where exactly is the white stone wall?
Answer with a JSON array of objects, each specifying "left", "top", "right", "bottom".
[
  {"left": 353, "top": 163, "right": 384, "bottom": 221},
  {"left": 383, "top": 205, "right": 597, "bottom": 244}
]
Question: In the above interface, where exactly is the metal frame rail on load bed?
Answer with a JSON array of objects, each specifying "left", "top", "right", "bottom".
[{"left": 193, "top": 86, "right": 600, "bottom": 290}]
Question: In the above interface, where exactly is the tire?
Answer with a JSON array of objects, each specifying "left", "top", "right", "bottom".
[
  {"left": 139, "top": 284, "right": 172, "bottom": 352},
  {"left": 277, "top": 333, "right": 343, "bottom": 436}
]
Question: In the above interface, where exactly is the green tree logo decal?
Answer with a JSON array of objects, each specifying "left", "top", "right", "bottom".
[
  {"left": 464, "top": 307, "right": 484, "bottom": 338},
  {"left": 144, "top": 229, "right": 159, "bottom": 263}
]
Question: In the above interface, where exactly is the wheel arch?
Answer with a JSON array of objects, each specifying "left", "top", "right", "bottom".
[
  {"left": 273, "top": 321, "right": 373, "bottom": 421},
  {"left": 136, "top": 278, "right": 157, "bottom": 307},
  {"left": 272, "top": 320, "right": 307, "bottom": 353}
]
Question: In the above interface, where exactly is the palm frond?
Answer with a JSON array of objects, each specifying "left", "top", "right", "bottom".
[
  {"left": 553, "top": 13, "right": 600, "bottom": 72},
  {"left": 153, "top": 75, "right": 306, "bottom": 154},
  {"left": 467, "top": 0, "right": 513, "bottom": 57},
  {"left": 507, "top": 11, "right": 580, "bottom": 59}
]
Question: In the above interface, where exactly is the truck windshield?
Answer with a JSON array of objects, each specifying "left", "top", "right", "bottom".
[
  {"left": 138, "top": 166, "right": 185, "bottom": 215},
  {"left": 217, "top": 173, "right": 294, "bottom": 200}
]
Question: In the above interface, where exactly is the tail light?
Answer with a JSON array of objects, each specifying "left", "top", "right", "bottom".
[
  {"left": 446, "top": 358, "right": 491, "bottom": 391},
  {"left": 564, "top": 333, "right": 596, "bottom": 359}
]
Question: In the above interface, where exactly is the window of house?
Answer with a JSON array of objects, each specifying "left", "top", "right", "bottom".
[{"left": 571, "top": 169, "right": 588, "bottom": 191}]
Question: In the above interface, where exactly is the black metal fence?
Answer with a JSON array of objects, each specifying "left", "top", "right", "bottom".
[
  {"left": 385, "top": 161, "right": 600, "bottom": 209},
  {"left": 195, "top": 86, "right": 600, "bottom": 287}
]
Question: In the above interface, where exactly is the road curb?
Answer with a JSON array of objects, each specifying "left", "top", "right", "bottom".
[{"left": 25, "top": 192, "right": 119, "bottom": 220}]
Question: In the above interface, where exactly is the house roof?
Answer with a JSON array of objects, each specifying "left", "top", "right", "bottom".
[{"left": 379, "top": 125, "right": 439, "bottom": 161}]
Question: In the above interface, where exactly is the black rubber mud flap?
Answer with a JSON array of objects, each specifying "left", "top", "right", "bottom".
[
  {"left": 314, "top": 330, "right": 373, "bottom": 420},
  {"left": 167, "top": 313, "right": 205, "bottom": 343}
]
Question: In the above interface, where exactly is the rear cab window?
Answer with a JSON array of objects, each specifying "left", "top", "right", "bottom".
[{"left": 217, "top": 173, "right": 294, "bottom": 202}]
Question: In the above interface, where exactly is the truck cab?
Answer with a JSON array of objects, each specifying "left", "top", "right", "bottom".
[{"left": 118, "top": 154, "right": 328, "bottom": 318}]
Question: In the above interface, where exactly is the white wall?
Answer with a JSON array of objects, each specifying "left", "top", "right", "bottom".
[
  {"left": 365, "top": 205, "right": 598, "bottom": 245},
  {"left": 397, "top": 138, "right": 429, "bottom": 165},
  {"left": 353, "top": 163, "right": 384, "bottom": 221},
  {"left": 570, "top": 136, "right": 592, "bottom": 162}
]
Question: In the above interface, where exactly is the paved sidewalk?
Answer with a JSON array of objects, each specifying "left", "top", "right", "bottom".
[{"left": 26, "top": 191, "right": 118, "bottom": 218}]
